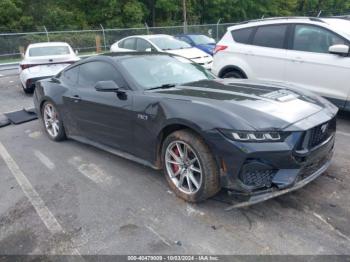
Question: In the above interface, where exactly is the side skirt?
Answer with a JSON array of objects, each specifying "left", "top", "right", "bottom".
[{"left": 69, "top": 135, "right": 160, "bottom": 170}]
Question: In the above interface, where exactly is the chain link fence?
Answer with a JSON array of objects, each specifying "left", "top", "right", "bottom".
[{"left": 0, "top": 22, "right": 237, "bottom": 65}]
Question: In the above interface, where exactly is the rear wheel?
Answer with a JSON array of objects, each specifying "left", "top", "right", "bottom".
[
  {"left": 162, "top": 130, "right": 220, "bottom": 202},
  {"left": 41, "top": 101, "right": 66, "bottom": 141},
  {"left": 222, "top": 70, "right": 245, "bottom": 79}
]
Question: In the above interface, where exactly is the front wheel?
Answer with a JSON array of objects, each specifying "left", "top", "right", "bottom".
[
  {"left": 162, "top": 130, "right": 220, "bottom": 202},
  {"left": 41, "top": 101, "right": 66, "bottom": 141}
]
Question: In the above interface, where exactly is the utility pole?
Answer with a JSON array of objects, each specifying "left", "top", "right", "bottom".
[{"left": 183, "top": 0, "right": 188, "bottom": 33}]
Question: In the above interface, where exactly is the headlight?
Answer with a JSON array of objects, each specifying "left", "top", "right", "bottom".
[{"left": 218, "top": 129, "right": 289, "bottom": 142}]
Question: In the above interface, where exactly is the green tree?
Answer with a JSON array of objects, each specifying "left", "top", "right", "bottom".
[{"left": 1, "top": 0, "right": 350, "bottom": 32}]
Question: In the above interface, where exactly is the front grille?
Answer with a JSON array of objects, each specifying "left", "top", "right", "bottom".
[
  {"left": 308, "top": 118, "right": 336, "bottom": 148},
  {"left": 240, "top": 170, "right": 276, "bottom": 188}
]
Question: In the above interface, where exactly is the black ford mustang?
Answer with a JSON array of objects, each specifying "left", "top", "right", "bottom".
[{"left": 34, "top": 52, "right": 338, "bottom": 205}]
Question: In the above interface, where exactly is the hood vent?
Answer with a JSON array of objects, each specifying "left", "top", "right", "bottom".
[{"left": 261, "top": 89, "right": 299, "bottom": 102}]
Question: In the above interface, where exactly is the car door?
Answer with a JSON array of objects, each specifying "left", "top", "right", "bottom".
[
  {"left": 243, "top": 24, "right": 289, "bottom": 82},
  {"left": 65, "top": 60, "right": 134, "bottom": 152},
  {"left": 284, "top": 24, "right": 350, "bottom": 108}
]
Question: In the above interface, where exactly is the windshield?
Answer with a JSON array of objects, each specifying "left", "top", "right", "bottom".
[
  {"left": 120, "top": 55, "right": 215, "bottom": 90},
  {"left": 29, "top": 46, "right": 71, "bottom": 57},
  {"left": 151, "top": 37, "right": 191, "bottom": 50},
  {"left": 189, "top": 35, "right": 215, "bottom": 45}
]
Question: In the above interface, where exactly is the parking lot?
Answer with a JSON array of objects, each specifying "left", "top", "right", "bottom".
[{"left": 0, "top": 70, "right": 350, "bottom": 255}]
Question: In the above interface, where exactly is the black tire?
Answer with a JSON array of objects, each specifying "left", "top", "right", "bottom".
[
  {"left": 41, "top": 101, "right": 66, "bottom": 142},
  {"left": 162, "top": 130, "right": 220, "bottom": 202},
  {"left": 222, "top": 70, "right": 245, "bottom": 79},
  {"left": 22, "top": 83, "right": 34, "bottom": 94}
]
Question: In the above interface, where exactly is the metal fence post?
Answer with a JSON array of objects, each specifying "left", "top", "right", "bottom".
[
  {"left": 317, "top": 10, "right": 323, "bottom": 17},
  {"left": 216, "top": 18, "right": 221, "bottom": 42},
  {"left": 145, "top": 22, "right": 150, "bottom": 35},
  {"left": 100, "top": 24, "right": 107, "bottom": 51},
  {"left": 44, "top": 26, "right": 50, "bottom": 42}
]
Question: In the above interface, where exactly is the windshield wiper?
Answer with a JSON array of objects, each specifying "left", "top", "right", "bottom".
[{"left": 147, "top": 84, "right": 177, "bottom": 91}]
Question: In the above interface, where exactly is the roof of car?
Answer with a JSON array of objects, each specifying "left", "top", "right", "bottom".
[
  {"left": 27, "top": 42, "right": 71, "bottom": 48},
  {"left": 122, "top": 34, "right": 174, "bottom": 40},
  {"left": 227, "top": 16, "right": 327, "bottom": 30},
  {"left": 226, "top": 16, "right": 350, "bottom": 38}
]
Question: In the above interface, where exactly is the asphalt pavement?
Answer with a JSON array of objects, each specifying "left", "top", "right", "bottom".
[{"left": 0, "top": 72, "right": 350, "bottom": 255}]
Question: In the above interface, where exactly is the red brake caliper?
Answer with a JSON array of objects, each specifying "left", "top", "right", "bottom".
[{"left": 171, "top": 147, "right": 180, "bottom": 174}]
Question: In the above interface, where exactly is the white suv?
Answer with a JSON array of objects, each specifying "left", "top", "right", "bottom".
[{"left": 212, "top": 17, "right": 350, "bottom": 110}]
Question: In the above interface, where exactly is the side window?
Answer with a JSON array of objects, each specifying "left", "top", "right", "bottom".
[
  {"left": 252, "top": 24, "right": 288, "bottom": 49},
  {"left": 293, "top": 24, "right": 346, "bottom": 54},
  {"left": 231, "top": 27, "right": 254, "bottom": 44},
  {"left": 78, "top": 61, "right": 126, "bottom": 88},
  {"left": 118, "top": 40, "right": 124, "bottom": 48},
  {"left": 123, "top": 38, "right": 136, "bottom": 50},
  {"left": 136, "top": 38, "right": 152, "bottom": 51},
  {"left": 63, "top": 66, "right": 79, "bottom": 84}
]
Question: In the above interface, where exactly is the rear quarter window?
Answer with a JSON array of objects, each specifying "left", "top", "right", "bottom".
[
  {"left": 252, "top": 24, "right": 288, "bottom": 49},
  {"left": 123, "top": 38, "right": 136, "bottom": 50},
  {"left": 231, "top": 28, "right": 254, "bottom": 44}
]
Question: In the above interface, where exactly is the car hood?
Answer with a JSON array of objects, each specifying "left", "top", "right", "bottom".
[
  {"left": 165, "top": 47, "right": 210, "bottom": 59},
  {"left": 152, "top": 79, "right": 338, "bottom": 130}
]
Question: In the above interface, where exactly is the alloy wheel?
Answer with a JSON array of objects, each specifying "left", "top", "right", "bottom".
[
  {"left": 43, "top": 103, "right": 60, "bottom": 138},
  {"left": 165, "top": 141, "right": 202, "bottom": 194}
]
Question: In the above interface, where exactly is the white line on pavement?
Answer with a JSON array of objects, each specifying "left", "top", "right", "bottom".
[
  {"left": 337, "top": 131, "right": 350, "bottom": 138},
  {"left": 0, "top": 142, "right": 81, "bottom": 256},
  {"left": 146, "top": 225, "right": 171, "bottom": 247},
  {"left": 34, "top": 150, "right": 56, "bottom": 170},
  {"left": 312, "top": 212, "right": 350, "bottom": 242}
]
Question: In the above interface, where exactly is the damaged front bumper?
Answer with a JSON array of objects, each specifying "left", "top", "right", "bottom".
[
  {"left": 225, "top": 152, "right": 332, "bottom": 210},
  {"left": 209, "top": 119, "right": 336, "bottom": 209}
]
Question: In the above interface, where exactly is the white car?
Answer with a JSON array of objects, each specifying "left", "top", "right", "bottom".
[
  {"left": 110, "top": 34, "right": 213, "bottom": 69},
  {"left": 19, "top": 42, "right": 79, "bottom": 93},
  {"left": 212, "top": 17, "right": 350, "bottom": 111}
]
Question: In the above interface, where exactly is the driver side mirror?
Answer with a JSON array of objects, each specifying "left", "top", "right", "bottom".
[
  {"left": 329, "top": 44, "right": 349, "bottom": 56},
  {"left": 95, "top": 80, "right": 120, "bottom": 92}
]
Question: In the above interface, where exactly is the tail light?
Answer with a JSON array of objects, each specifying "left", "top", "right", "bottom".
[
  {"left": 213, "top": 45, "right": 228, "bottom": 54},
  {"left": 20, "top": 64, "right": 33, "bottom": 70}
]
